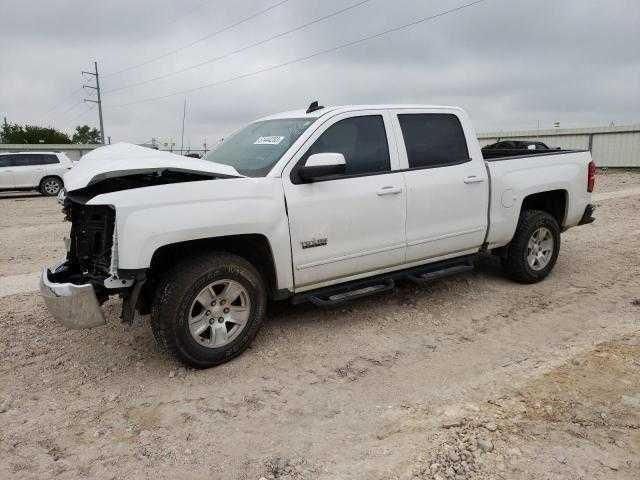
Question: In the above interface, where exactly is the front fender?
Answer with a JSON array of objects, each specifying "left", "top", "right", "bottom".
[{"left": 88, "top": 177, "right": 293, "bottom": 290}]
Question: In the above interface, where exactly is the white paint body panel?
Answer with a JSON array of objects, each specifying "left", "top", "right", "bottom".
[
  {"left": 281, "top": 110, "right": 406, "bottom": 287},
  {"left": 388, "top": 108, "right": 490, "bottom": 262},
  {"left": 88, "top": 177, "right": 294, "bottom": 291},
  {"left": 64, "top": 105, "right": 592, "bottom": 294},
  {"left": 485, "top": 151, "right": 592, "bottom": 247}
]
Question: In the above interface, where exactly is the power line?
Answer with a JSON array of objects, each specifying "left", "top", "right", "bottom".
[
  {"left": 103, "top": 0, "right": 372, "bottom": 96},
  {"left": 67, "top": 105, "right": 95, "bottom": 124},
  {"left": 59, "top": 101, "right": 84, "bottom": 116},
  {"left": 103, "top": 0, "right": 290, "bottom": 79},
  {"left": 110, "top": 0, "right": 489, "bottom": 109},
  {"left": 44, "top": 2, "right": 213, "bottom": 119},
  {"left": 43, "top": 86, "right": 84, "bottom": 115}
]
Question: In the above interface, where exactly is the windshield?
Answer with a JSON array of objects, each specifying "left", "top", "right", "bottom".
[{"left": 203, "top": 118, "right": 315, "bottom": 176}]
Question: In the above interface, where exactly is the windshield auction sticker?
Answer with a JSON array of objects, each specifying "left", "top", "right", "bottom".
[{"left": 254, "top": 136, "right": 285, "bottom": 145}]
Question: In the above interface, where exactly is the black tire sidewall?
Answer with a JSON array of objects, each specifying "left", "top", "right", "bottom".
[
  {"left": 154, "top": 255, "right": 266, "bottom": 368},
  {"left": 507, "top": 210, "right": 561, "bottom": 283}
]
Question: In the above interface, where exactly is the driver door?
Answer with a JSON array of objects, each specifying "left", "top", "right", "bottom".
[{"left": 283, "top": 111, "right": 406, "bottom": 290}]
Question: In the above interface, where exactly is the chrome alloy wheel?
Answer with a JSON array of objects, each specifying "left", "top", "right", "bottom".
[
  {"left": 43, "top": 178, "right": 61, "bottom": 195},
  {"left": 526, "top": 227, "right": 554, "bottom": 271},
  {"left": 188, "top": 279, "right": 251, "bottom": 348}
]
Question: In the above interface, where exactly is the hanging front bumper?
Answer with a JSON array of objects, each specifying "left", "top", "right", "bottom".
[{"left": 40, "top": 262, "right": 106, "bottom": 329}]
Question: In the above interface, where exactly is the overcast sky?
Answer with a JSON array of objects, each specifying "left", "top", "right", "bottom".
[{"left": 1, "top": 0, "right": 638, "bottom": 148}]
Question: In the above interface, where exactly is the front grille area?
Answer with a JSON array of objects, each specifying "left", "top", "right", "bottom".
[{"left": 66, "top": 200, "right": 115, "bottom": 278}]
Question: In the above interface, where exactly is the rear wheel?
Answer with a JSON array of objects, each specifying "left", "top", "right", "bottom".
[
  {"left": 40, "top": 176, "right": 63, "bottom": 196},
  {"left": 502, "top": 210, "right": 560, "bottom": 284},
  {"left": 151, "top": 253, "right": 267, "bottom": 368}
]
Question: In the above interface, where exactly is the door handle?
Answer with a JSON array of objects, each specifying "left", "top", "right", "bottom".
[
  {"left": 463, "top": 175, "right": 485, "bottom": 184},
  {"left": 377, "top": 186, "right": 403, "bottom": 196}
]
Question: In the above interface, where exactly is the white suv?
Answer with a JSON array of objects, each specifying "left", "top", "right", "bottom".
[{"left": 0, "top": 152, "right": 73, "bottom": 196}]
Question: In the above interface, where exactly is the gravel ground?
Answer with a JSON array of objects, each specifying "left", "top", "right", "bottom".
[{"left": 0, "top": 170, "right": 639, "bottom": 480}]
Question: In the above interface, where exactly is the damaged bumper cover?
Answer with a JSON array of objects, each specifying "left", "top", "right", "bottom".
[{"left": 40, "top": 262, "right": 106, "bottom": 329}]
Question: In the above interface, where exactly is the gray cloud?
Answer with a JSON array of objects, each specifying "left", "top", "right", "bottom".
[{"left": 1, "top": 0, "right": 638, "bottom": 147}]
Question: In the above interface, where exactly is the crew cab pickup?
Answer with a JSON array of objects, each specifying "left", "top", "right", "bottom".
[{"left": 40, "top": 104, "right": 596, "bottom": 368}]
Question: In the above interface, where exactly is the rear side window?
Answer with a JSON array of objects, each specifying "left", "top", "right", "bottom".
[
  {"left": 0, "top": 155, "right": 13, "bottom": 168},
  {"left": 12, "top": 154, "right": 60, "bottom": 166},
  {"left": 302, "top": 115, "right": 390, "bottom": 176},
  {"left": 399, "top": 114, "right": 469, "bottom": 169}
]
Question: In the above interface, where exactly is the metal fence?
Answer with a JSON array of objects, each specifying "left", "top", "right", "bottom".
[{"left": 478, "top": 124, "right": 640, "bottom": 167}]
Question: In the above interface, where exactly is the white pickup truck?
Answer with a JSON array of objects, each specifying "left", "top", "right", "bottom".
[{"left": 41, "top": 103, "right": 596, "bottom": 368}]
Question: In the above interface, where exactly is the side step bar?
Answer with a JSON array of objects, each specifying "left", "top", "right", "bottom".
[
  {"left": 293, "top": 255, "right": 477, "bottom": 307},
  {"left": 305, "top": 278, "right": 395, "bottom": 307},
  {"left": 407, "top": 264, "right": 473, "bottom": 284}
]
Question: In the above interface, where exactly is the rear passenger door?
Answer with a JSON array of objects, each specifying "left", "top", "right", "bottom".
[{"left": 391, "top": 110, "right": 489, "bottom": 262}]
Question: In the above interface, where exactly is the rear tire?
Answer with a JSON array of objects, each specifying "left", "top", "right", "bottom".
[
  {"left": 151, "top": 253, "right": 267, "bottom": 368},
  {"left": 40, "top": 176, "right": 63, "bottom": 196},
  {"left": 503, "top": 210, "right": 560, "bottom": 284}
]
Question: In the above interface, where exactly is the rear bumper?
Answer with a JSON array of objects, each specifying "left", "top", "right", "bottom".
[
  {"left": 578, "top": 204, "right": 596, "bottom": 226},
  {"left": 40, "top": 262, "right": 106, "bottom": 329}
]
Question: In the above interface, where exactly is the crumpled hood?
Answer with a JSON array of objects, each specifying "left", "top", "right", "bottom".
[{"left": 64, "top": 142, "right": 243, "bottom": 192}]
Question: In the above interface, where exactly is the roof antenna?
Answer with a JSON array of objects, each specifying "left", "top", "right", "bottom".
[{"left": 306, "top": 100, "right": 324, "bottom": 114}]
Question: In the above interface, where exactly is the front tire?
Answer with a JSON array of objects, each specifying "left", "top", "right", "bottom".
[
  {"left": 151, "top": 253, "right": 267, "bottom": 368},
  {"left": 503, "top": 210, "right": 561, "bottom": 284}
]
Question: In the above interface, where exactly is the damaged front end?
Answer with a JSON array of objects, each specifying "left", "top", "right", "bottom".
[
  {"left": 40, "top": 195, "right": 128, "bottom": 329},
  {"left": 40, "top": 143, "right": 244, "bottom": 329}
]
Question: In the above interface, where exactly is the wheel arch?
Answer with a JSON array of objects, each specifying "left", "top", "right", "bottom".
[
  {"left": 146, "top": 234, "right": 283, "bottom": 301},
  {"left": 519, "top": 189, "right": 568, "bottom": 227}
]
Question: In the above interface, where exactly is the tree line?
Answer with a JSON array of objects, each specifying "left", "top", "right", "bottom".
[{"left": 1, "top": 122, "right": 102, "bottom": 144}]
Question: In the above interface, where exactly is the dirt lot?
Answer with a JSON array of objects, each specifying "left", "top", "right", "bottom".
[{"left": 1, "top": 170, "right": 639, "bottom": 480}]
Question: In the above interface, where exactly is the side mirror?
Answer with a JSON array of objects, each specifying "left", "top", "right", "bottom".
[{"left": 298, "top": 153, "right": 346, "bottom": 183}]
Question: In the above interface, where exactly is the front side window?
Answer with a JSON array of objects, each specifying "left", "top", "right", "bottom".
[
  {"left": 301, "top": 115, "right": 390, "bottom": 177},
  {"left": 203, "top": 118, "right": 315, "bottom": 177},
  {"left": 0, "top": 155, "right": 13, "bottom": 168},
  {"left": 398, "top": 113, "right": 469, "bottom": 169}
]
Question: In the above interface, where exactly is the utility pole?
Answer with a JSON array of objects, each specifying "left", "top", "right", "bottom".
[
  {"left": 82, "top": 61, "right": 105, "bottom": 144},
  {"left": 180, "top": 98, "right": 187, "bottom": 155}
]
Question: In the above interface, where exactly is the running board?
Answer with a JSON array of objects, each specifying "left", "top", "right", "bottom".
[
  {"left": 303, "top": 278, "right": 396, "bottom": 307},
  {"left": 292, "top": 255, "right": 478, "bottom": 307},
  {"left": 407, "top": 264, "right": 473, "bottom": 284}
]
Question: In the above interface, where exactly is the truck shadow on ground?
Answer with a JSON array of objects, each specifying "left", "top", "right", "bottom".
[{"left": 267, "top": 256, "right": 507, "bottom": 328}]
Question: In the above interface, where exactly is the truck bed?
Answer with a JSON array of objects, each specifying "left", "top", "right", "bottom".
[{"left": 484, "top": 149, "right": 593, "bottom": 249}]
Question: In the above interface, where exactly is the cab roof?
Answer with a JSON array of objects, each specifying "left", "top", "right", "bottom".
[{"left": 257, "top": 104, "right": 464, "bottom": 122}]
